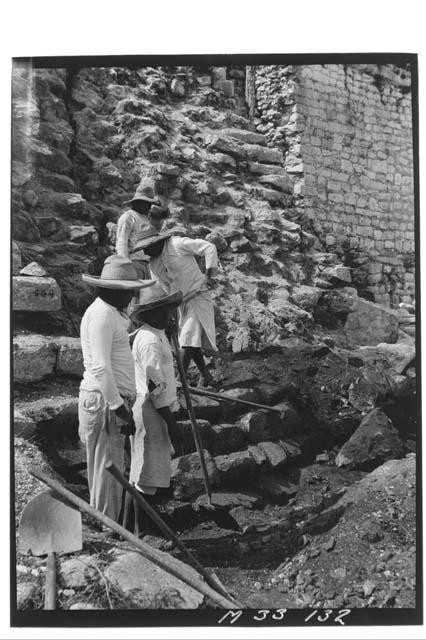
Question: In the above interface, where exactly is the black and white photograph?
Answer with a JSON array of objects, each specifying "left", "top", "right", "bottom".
[{"left": 9, "top": 48, "right": 421, "bottom": 630}]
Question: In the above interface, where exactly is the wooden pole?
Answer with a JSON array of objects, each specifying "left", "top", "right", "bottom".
[
  {"left": 169, "top": 328, "right": 213, "bottom": 503},
  {"left": 177, "top": 384, "right": 283, "bottom": 415},
  {"left": 28, "top": 467, "right": 238, "bottom": 609},
  {"left": 106, "top": 462, "right": 242, "bottom": 607}
]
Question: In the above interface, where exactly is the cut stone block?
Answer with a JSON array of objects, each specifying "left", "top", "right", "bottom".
[
  {"left": 171, "top": 450, "right": 219, "bottom": 500},
  {"left": 210, "top": 423, "right": 247, "bottom": 456},
  {"left": 214, "top": 449, "right": 257, "bottom": 483},
  {"left": 257, "top": 441, "right": 287, "bottom": 468},
  {"left": 222, "top": 128, "right": 266, "bottom": 146},
  {"left": 243, "top": 143, "right": 283, "bottom": 165},
  {"left": 258, "top": 174, "right": 293, "bottom": 193},
  {"left": 56, "top": 337, "right": 84, "bottom": 376},
  {"left": 13, "top": 276, "right": 61, "bottom": 312},
  {"left": 19, "top": 262, "right": 47, "bottom": 277},
  {"left": 13, "top": 334, "right": 56, "bottom": 383},
  {"left": 105, "top": 551, "right": 203, "bottom": 609},
  {"left": 344, "top": 298, "right": 400, "bottom": 346}
]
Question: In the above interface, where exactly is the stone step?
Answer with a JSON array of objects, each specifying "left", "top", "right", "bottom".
[
  {"left": 221, "top": 128, "right": 267, "bottom": 146},
  {"left": 170, "top": 439, "right": 302, "bottom": 500},
  {"left": 13, "top": 333, "right": 83, "bottom": 383},
  {"left": 15, "top": 394, "right": 79, "bottom": 440},
  {"left": 13, "top": 275, "right": 61, "bottom": 312}
]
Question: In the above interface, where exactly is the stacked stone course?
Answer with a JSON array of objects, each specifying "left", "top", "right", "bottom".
[{"left": 254, "top": 63, "right": 415, "bottom": 306}]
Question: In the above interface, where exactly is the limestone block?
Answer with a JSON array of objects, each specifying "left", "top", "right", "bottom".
[
  {"left": 205, "top": 133, "right": 245, "bottom": 159},
  {"left": 258, "top": 174, "right": 293, "bottom": 193},
  {"left": 48, "top": 192, "right": 88, "bottom": 217},
  {"left": 19, "top": 262, "right": 47, "bottom": 277},
  {"left": 69, "top": 225, "right": 99, "bottom": 245},
  {"left": 210, "top": 423, "right": 248, "bottom": 456},
  {"left": 243, "top": 144, "right": 282, "bottom": 165},
  {"left": 175, "top": 419, "right": 214, "bottom": 455},
  {"left": 240, "top": 411, "right": 281, "bottom": 444},
  {"left": 344, "top": 298, "right": 399, "bottom": 346},
  {"left": 214, "top": 449, "right": 257, "bottom": 483},
  {"left": 35, "top": 216, "right": 64, "bottom": 237},
  {"left": 105, "top": 551, "right": 203, "bottom": 609},
  {"left": 256, "top": 187, "right": 286, "bottom": 204},
  {"left": 13, "top": 276, "right": 61, "bottom": 312},
  {"left": 222, "top": 128, "right": 266, "bottom": 146},
  {"left": 214, "top": 80, "right": 235, "bottom": 97},
  {"left": 358, "top": 342, "right": 416, "bottom": 375},
  {"left": 171, "top": 450, "right": 219, "bottom": 499},
  {"left": 291, "top": 285, "right": 323, "bottom": 311},
  {"left": 211, "top": 67, "right": 227, "bottom": 83},
  {"left": 210, "top": 152, "right": 237, "bottom": 170},
  {"left": 336, "top": 408, "right": 403, "bottom": 470},
  {"left": 249, "top": 162, "right": 288, "bottom": 176},
  {"left": 13, "top": 334, "right": 56, "bottom": 383},
  {"left": 56, "top": 337, "right": 84, "bottom": 376},
  {"left": 257, "top": 441, "right": 287, "bottom": 468},
  {"left": 205, "top": 231, "right": 228, "bottom": 252},
  {"left": 322, "top": 265, "right": 352, "bottom": 284}
]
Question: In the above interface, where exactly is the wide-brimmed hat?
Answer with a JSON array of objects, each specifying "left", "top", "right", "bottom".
[
  {"left": 132, "top": 226, "right": 174, "bottom": 253},
  {"left": 131, "top": 283, "right": 183, "bottom": 318},
  {"left": 123, "top": 178, "right": 161, "bottom": 206},
  {"left": 82, "top": 255, "right": 156, "bottom": 290}
]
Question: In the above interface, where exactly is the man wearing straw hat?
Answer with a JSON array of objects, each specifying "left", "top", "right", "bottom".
[
  {"left": 125, "top": 284, "right": 184, "bottom": 533},
  {"left": 79, "top": 255, "right": 154, "bottom": 521},
  {"left": 116, "top": 177, "right": 165, "bottom": 279},
  {"left": 132, "top": 227, "right": 218, "bottom": 388}
]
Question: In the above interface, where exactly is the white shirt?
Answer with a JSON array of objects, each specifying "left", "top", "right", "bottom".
[
  {"left": 132, "top": 324, "right": 178, "bottom": 410},
  {"left": 115, "top": 209, "right": 151, "bottom": 259},
  {"left": 149, "top": 236, "right": 218, "bottom": 296},
  {"left": 80, "top": 297, "right": 135, "bottom": 409}
]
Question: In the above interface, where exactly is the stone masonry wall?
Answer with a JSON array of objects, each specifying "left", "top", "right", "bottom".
[{"left": 254, "top": 64, "right": 415, "bottom": 307}]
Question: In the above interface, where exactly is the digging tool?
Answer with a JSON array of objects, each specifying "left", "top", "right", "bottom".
[
  {"left": 177, "top": 384, "right": 286, "bottom": 416},
  {"left": 169, "top": 326, "right": 241, "bottom": 532},
  {"left": 105, "top": 461, "right": 242, "bottom": 606},
  {"left": 18, "top": 488, "right": 83, "bottom": 610},
  {"left": 28, "top": 467, "right": 241, "bottom": 609}
]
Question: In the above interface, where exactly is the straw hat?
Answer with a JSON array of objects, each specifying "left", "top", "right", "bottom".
[
  {"left": 131, "top": 226, "right": 174, "bottom": 253},
  {"left": 123, "top": 178, "right": 161, "bottom": 206},
  {"left": 82, "top": 255, "right": 156, "bottom": 290},
  {"left": 131, "top": 283, "right": 183, "bottom": 318}
]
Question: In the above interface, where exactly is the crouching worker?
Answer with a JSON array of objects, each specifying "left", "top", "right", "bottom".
[
  {"left": 79, "top": 255, "right": 154, "bottom": 522},
  {"left": 126, "top": 284, "right": 184, "bottom": 535}
]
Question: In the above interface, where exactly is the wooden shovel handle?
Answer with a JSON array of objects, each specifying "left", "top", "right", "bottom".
[
  {"left": 169, "top": 328, "right": 213, "bottom": 502},
  {"left": 44, "top": 552, "right": 56, "bottom": 610}
]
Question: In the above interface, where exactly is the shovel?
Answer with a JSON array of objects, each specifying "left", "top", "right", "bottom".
[
  {"left": 18, "top": 489, "right": 83, "bottom": 610},
  {"left": 169, "top": 325, "right": 240, "bottom": 532}
]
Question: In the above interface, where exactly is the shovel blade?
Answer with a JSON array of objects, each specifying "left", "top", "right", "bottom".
[{"left": 18, "top": 489, "right": 82, "bottom": 556}]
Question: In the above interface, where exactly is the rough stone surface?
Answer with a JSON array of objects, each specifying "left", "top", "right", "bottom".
[
  {"left": 358, "top": 342, "right": 416, "bottom": 375},
  {"left": 240, "top": 411, "right": 281, "bottom": 444},
  {"left": 17, "top": 582, "right": 38, "bottom": 610},
  {"left": 104, "top": 551, "right": 203, "bottom": 609},
  {"left": 214, "top": 449, "right": 257, "bottom": 483},
  {"left": 257, "top": 441, "right": 288, "bottom": 468},
  {"left": 56, "top": 337, "right": 84, "bottom": 376},
  {"left": 344, "top": 298, "right": 400, "bottom": 346},
  {"left": 259, "top": 473, "right": 299, "bottom": 501},
  {"left": 13, "top": 334, "right": 56, "bottom": 383},
  {"left": 171, "top": 450, "right": 219, "bottom": 499},
  {"left": 19, "top": 261, "right": 48, "bottom": 277},
  {"left": 13, "top": 276, "right": 62, "bottom": 312},
  {"left": 336, "top": 408, "right": 404, "bottom": 470},
  {"left": 60, "top": 555, "right": 97, "bottom": 588},
  {"left": 210, "top": 423, "right": 247, "bottom": 456}
]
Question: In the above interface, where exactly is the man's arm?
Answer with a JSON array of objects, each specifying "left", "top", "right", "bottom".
[{"left": 175, "top": 237, "right": 218, "bottom": 284}]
